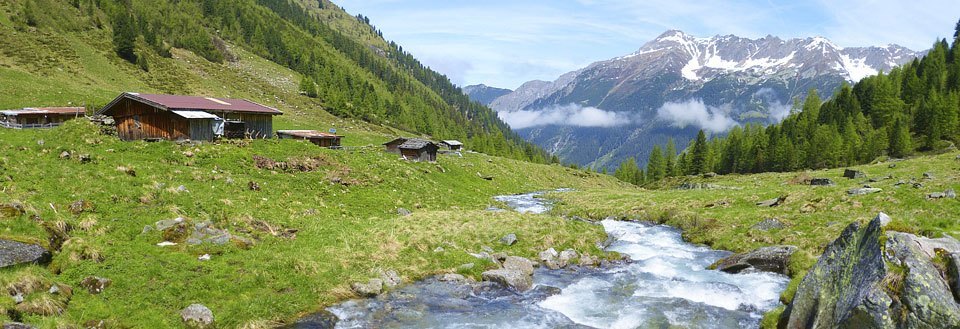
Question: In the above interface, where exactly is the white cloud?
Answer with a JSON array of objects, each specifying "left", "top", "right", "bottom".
[
  {"left": 498, "top": 104, "right": 632, "bottom": 129},
  {"left": 656, "top": 100, "right": 738, "bottom": 133}
]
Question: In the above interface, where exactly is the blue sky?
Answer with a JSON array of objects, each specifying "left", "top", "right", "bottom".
[{"left": 339, "top": 1, "right": 959, "bottom": 90}]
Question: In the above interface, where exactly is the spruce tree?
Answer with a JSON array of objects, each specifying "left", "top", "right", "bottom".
[
  {"left": 112, "top": 6, "right": 138, "bottom": 63},
  {"left": 690, "top": 130, "right": 709, "bottom": 175},
  {"left": 300, "top": 77, "right": 318, "bottom": 98},
  {"left": 889, "top": 117, "right": 912, "bottom": 158},
  {"left": 646, "top": 146, "right": 666, "bottom": 182},
  {"left": 664, "top": 138, "right": 678, "bottom": 177}
]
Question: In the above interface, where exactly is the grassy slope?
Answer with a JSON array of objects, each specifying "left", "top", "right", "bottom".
[
  {"left": 0, "top": 1, "right": 406, "bottom": 149},
  {"left": 0, "top": 121, "right": 625, "bottom": 327},
  {"left": 553, "top": 151, "right": 960, "bottom": 325}
]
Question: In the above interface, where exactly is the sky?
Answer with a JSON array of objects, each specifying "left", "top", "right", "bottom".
[{"left": 339, "top": 1, "right": 960, "bottom": 90}]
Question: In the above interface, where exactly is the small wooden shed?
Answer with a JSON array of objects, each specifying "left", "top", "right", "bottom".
[
  {"left": 0, "top": 107, "right": 85, "bottom": 129},
  {"left": 440, "top": 140, "right": 463, "bottom": 151},
  {"left": 97, "top": 92, "right": 282, "bottom": 141},
  {"left": 383, "top": 137, "right": 408, "bottom": 154},
  {"left": 398, "top": 139, "right": 439, "bottom": 162},
  {"left": 277, "top": 130, "right": 343, "bottom": 148}
]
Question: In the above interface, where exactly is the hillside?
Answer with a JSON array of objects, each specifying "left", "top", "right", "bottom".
[
  {"left": 488, "top": 30, "right": 923, "bottom": 170},
  {"left": 0, "top": 121, "right": 624, "bottom": 327},
  {"left": 0, "top": 0, "right": 548, "bottom": 162},
  {"left": 463, "top": 84, "right": 513, "bottom": 106}
]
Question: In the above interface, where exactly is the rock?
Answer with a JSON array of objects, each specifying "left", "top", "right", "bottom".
[
  {"left": 284, "top": 309, "right": 338, "bottom": 329},
  {"left": 187, "top": 221, "right": 231, "bottom": 245},
  {"left": 457, "top": 263, "right": 475, "bottom": 271},
  {"left": 949, "top": 189, "right": 958, "bottom": 198},
  {"left": 0, "top": 203, "right": 25, "bottom": 218},
  {"left": 481, "top": 269, "right": 532, "bottom": 292},
  {"left": 198, "top": 254, "right": 211, "bottom": 261},
  {"left": 397, "top": 208, "right": 412, "bottom": 216},
  {"left": 433, "top": 246, "right": 445, "bottom": 252},
  {"left": 0, "top": 239, "right": 51, "bottom": 268},
  {"left": 923, "top": 172, "right": 935, "bottom": 180},
  {"left": 79, "top": 276, "right": 111, "bottom": 294},
  {"left": 888, "top": 163, "right": 897, "bottom": 168},
  {"left": 68, "top": 200, "right": 93, "bottom": 214},
  {"left": 578, "top": 253, "right": 599, "bottom": 267},
  {"left": 877, "top": 212, "right": 892, "bottom": 226},
  {"left": 3, "top": 323, "right": 36, "bottom": 329},
  {"left": 155, "top": 217, "right": 185, "bottom": 231},
  {"left": 929, "top": 189, "right": 958, "bottom": 200},
  {"left": 539, "top": 248, "right": 561, "bottom": 269},
  {"left": 78, "top": 154, "right": 92, "bottom": 163},
  {"left": 378, "top": 269, "right": 402, "bottom": 288},
  {"left": 176, "top": 185, "right": 189, "bottom": 193},
  {"left": 752, "top": 218, "right": 785, "bottom": 231},
  {"left": 180, "top": 304, "right": 214, "bottom": 328},
  {"left": 913, "top": 182, "right": 924, "bottom": 189},
  {"left": 501, "top": 256, "right": 535, "bottom": 276},
  {"left": 702, "top": 172, "right": 718, "bottom": 178},
  {"left": 713, "top": 245, "right": 797, "bottom": 275},
  {"left": 481, "top": 245, "right": 494, "bottom": 253},
  {"left": 500, "top": 233, "right": 517, "bottom": 246},
  {"left": 248, "top": 181, "right": 260, "bottom": 191},
  {"left": 12, "top": 293, "right": 23, "bottom": 304},
  {"left": 558, "top": 249, "right": 579, "bottom": 268},
  {"left": 58, "top": 151, "right": 71, "bottom": 159},
  {"left": 756, "top": 195, "right": 787, "bottom": 207},
  {"left": 847, "top": 187, "right": 882, "bottom": 195},
  {"left": 351, "top": 279, "right": 383, "bottom": 297},
  {"left": 809, "top": 178, "right": 835, "bottom": 186},
  {"left": 437, "top": 273, "right": 467, "bottom": 282},
  {"left": 843, "top": 169, "right": 866, "bottom": 179},
  {"left": 677, "top": 182, "right": 723, "bottom": 190},
  {"left": 781, "top": 213, "right": 960, "bottom": 328}
]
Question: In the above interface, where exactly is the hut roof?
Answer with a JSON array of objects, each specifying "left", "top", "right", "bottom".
[
  {"left": 99, "top": 92, "right": 283, "bottom": 116},
  {"left": 1, "top": 107, "right": 85, "bottom": 116},
  {"left": 277, "top": 130, "right": 342, "bottom": 139},
  {"left": 383, "top": 137, "right": 408, "bottom": 146},
  {"left": 399, "top": 138, "right": 436, "bottom": 150},
  {"left": 171, "top": 111, "right": 220, "bottom": 119},
  {"left": 441, "top": 140, "right": 463, "bottom": 146}
]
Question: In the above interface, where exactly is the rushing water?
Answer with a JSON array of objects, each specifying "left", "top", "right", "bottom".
[{"left": 320, "top": 191, "right": 789, "bottom": 329}]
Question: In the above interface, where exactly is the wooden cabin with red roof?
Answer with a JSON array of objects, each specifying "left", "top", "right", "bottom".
[
  {"left": 97, "top": 92, "right": 282, "bottom": 141},
  {"left": 0, "top": 107, "right": 85, "bottom": 129}
]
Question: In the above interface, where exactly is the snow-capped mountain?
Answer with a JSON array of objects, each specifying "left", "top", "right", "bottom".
[{"left": 489, "top": 30, "right": 923, "bottom": 169}]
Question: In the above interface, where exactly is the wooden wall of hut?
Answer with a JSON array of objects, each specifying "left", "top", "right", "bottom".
[{"left": 111, "top": 99, "right": 190, "bottom": 141}]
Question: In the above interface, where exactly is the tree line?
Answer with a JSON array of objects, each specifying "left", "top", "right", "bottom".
[{"left": 615, "top": 22, "right": 960, "bottom": 185}]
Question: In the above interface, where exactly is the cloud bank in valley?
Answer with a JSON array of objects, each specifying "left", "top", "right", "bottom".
[
  {"left": 655, "top": 99, "right": 738, "bottom": 133},
  {"left": 497, "top": 104, "right": 632, "bottom": 129}
]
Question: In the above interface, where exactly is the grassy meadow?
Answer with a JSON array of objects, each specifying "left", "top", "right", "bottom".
[{"left": 0, "top": 121, "right": 624, "bottom": 327}]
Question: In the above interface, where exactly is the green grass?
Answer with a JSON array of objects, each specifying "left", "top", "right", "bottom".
[{"left": 0, "top": 121, "right": 625, "bottom": 327}]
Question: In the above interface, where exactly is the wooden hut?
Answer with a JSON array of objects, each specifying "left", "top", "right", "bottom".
[
  {"left": 97, "top": 92, "right": 282, "bottom": 141},
  {"left": 440, "top": 140, "right": 463, "bottom": 151},
  {"left": 383, "top": 137, "right": 408, "bottom": 154},
  {"left": 0, "top": 107, "right": 85, "bottom": 129},
  {"left": 277, "top": 130, "right": 343, "bottom": 148},
  {"left": 398, "top": 139, "right": 439, "bottom": 162}
]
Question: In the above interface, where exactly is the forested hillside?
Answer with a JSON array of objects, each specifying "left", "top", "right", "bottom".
[
  {"left": 0, "top": 0, "right": 551, "bottom": 162},
  {"left": 614, "top": 23, "right": 960, "bottom": 184}
]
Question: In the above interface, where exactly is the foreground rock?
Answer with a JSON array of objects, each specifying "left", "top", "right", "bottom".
[
  {"left": 847, "top": 187, "right": 882, "bottom": 195},
  {"left": 780, "top": 214, "right": 960, "bottom": 328},
  {"left": 843, "top": 169, "right": 866, "bottom": 179},
  {"left": 180, "top": 304, "right": 214, "bottom": 328},
  {"left": 809, "top": 178, "right": 835, "bottom": 186},
  {"left": 351, "top": 279, "right": 383, "bottom": 297},
  {"left": 713, "top": 245, "right": 797, "bottom": 275},
  {"left": 481, "top": 268, "right": 532, "bottom": 292},
  {"left": 0, "top": 239, "right": 51, "bottom": 268},
  {"left": 282, "top": 309, "right": 338, "bottom": 329}
]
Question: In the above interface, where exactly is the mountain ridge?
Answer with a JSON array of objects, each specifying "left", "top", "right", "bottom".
[{"left": 487, "top": 30, "right": 924, "bottom": 169}]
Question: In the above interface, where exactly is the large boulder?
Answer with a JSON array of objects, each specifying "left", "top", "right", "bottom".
[
  {"left": 780, "top": 214, "right": 960, "bottom": 328},
  {"left": 180, "top": 304, "right": 214, "bottom": 328},
  {"left": 481, "top": 269, "right": 532, "bottom": 292},
  {"left": 843, "top": 169, "right": 866, "bottom": 179},
  {"left": 0, "top": 239, "right": 50, "bottom": 268},
  {"left": 713, "top": 245, "right": 797, "bottom": 275},
  {"left": 351, "top": 279, "right": 383, "bottom": 297},
  {"left": 501, "top": 256, "right": 535, "bottom": 276}
]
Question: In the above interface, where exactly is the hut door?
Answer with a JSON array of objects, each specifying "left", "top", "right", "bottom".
[{"left": 131, "top": 115, "right": 143, "bottom": 140}]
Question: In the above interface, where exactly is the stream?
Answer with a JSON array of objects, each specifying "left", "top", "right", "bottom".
[{"left": 308, "top": 190, "right": 789, "bottom": 328}]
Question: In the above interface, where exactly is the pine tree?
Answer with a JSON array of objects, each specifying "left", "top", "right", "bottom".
[
  {"left": 690, "top": 130, "right": 709, "bottom": 175},
  {"left": 112, "top": 5, "right": 138, "bottom": 63},
  {"left": 664, "top": 138, "right": 678, "bottom": 177},
  {"left": 889, "top": 117, "right": 912, "bottom": 158},
  {"left": 646, "top": 146, "right": 666, "bottom": 182},
  {"left": 614, "top": 157, "right": 641, "bottom": 185},
  {"left": 300, "top": 77, "right": 318, "bottom": 98}
]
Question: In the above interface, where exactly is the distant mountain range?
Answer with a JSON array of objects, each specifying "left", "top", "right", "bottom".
[
  {"left": 463, "top": 84, "right": 512, "bottom": 106},
  {"left": 467, "top": 30, "right": 924, "bottom": 169}
]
